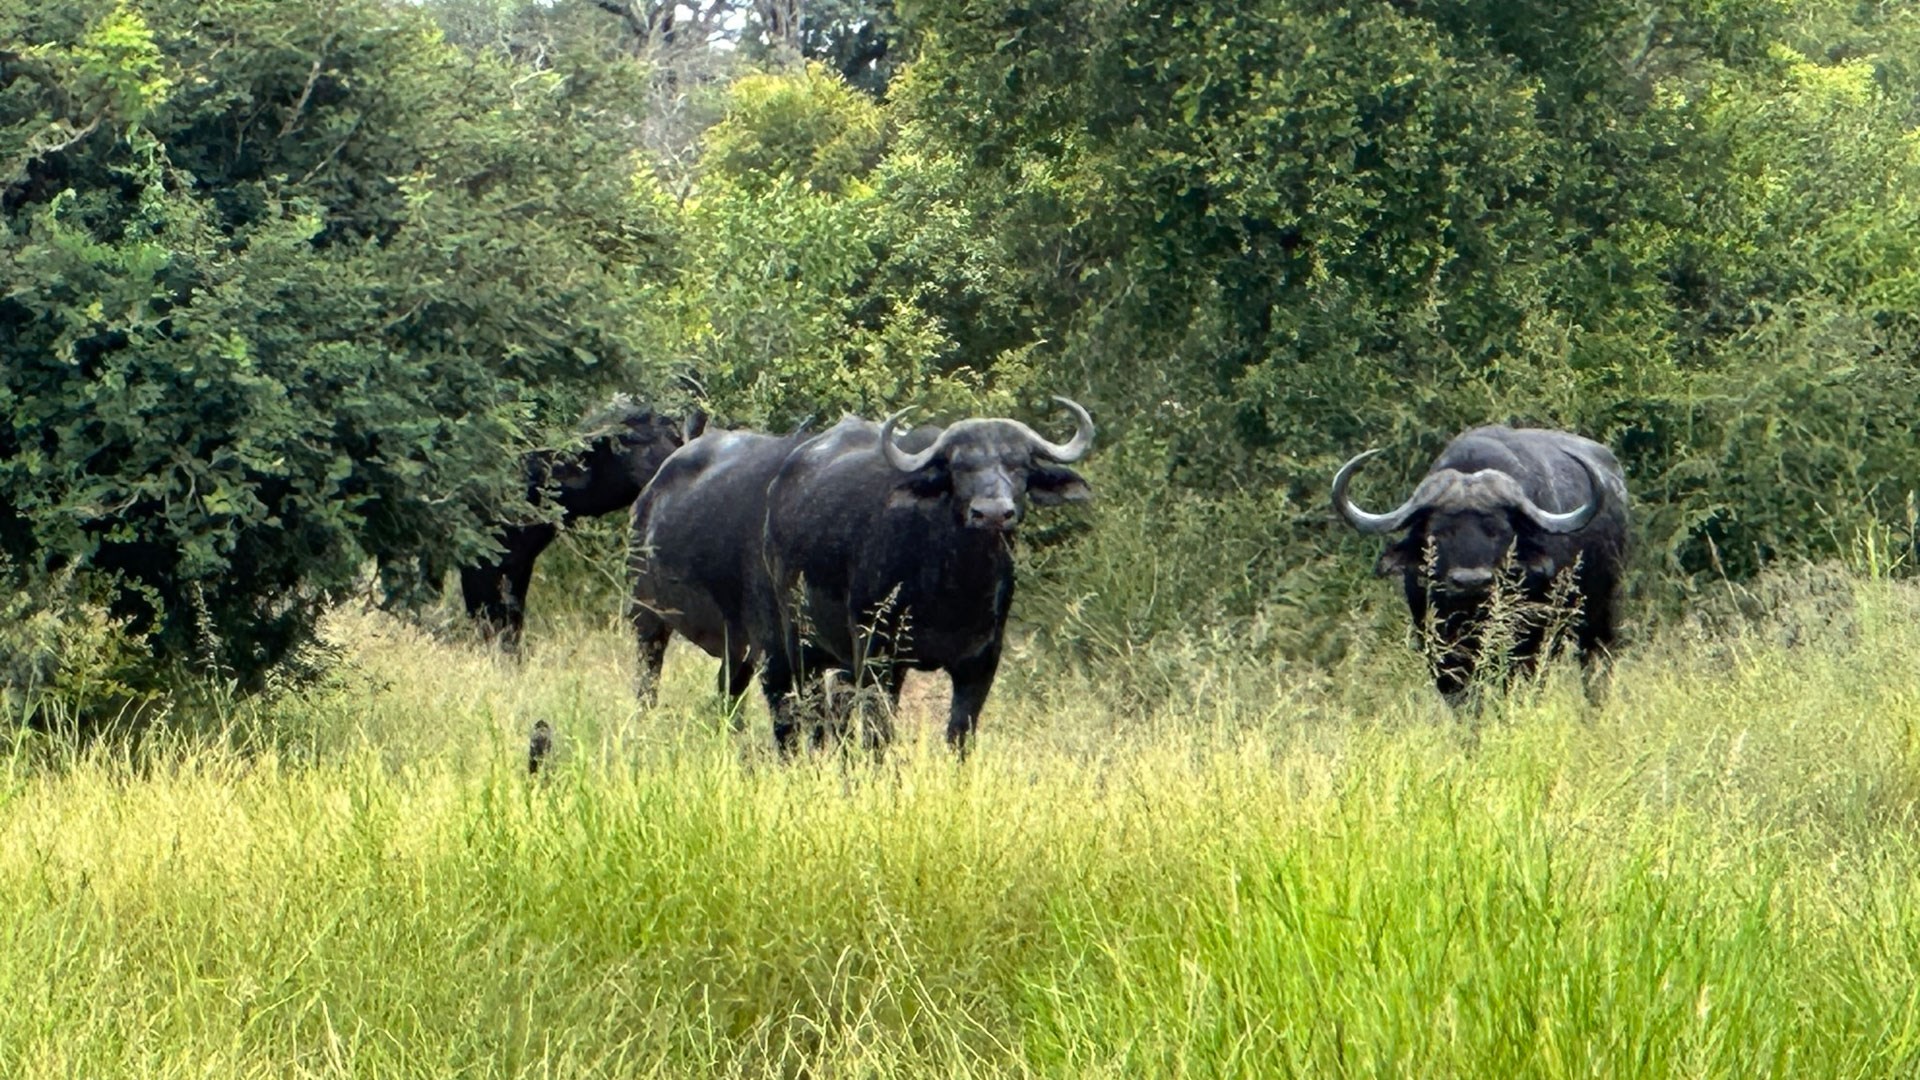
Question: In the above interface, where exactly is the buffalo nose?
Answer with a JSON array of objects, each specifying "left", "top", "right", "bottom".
[
  {"left": 968, "top": 500, "right": 1018, "bottom": 531},
  {"left": 1446, "top": 567, "right": 1495, "bottom": 589}
]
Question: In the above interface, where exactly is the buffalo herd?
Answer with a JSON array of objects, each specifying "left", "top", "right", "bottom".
[{"left": 475, "top": 395, "right": 1630, "bottom": 754}]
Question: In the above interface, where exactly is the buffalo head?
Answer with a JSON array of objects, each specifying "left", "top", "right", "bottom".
[
  {"left": 573, "top": 398, "right": 704, "bottom": 494},
  {"left": 877, "top": 397, "right": 1095, "bottom": 533},
  {"left": 1331, "top": 448, "right": 1605, "bottom": 593}
]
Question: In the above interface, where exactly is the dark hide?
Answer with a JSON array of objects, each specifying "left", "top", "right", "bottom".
[
  {"left": 1339, "top": 425, "right": 1629, "bottom": 703},
  {"left": 628, "top": 420, "right": 938, "bottom": 713},
  {"left": 627, "top": 426, "right": 819, "bottom": 708},
  {"left": 751, "top": 412, "right": 1093, "bottom": 757},
  {"left": 460, "top": 403, "right": 703, "bottom": 651}
]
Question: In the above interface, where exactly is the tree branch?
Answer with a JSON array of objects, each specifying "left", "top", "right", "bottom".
[
  {"left": 279, "top": 57, "right": 325, "bottom": 138},
  {"left": 6, "top": 116, "right": 101, "bottom": 191}
]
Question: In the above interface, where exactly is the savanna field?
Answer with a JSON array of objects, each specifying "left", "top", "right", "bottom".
[
  {"left": 8, "top": 551, "right": 1920, "bottom": 1078},
  {"left": 22, "top": 0, "right": 1920, "bottom": 1076}
]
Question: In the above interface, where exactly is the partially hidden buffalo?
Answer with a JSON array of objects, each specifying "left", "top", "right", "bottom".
[
  {"left": 750, "top": 399, "right": 1096, "bottom": 756},
  {"left": 461, "top": 396, "right": 703, "bottom": 651},
  {"left": 1331, "top": 425, "right": 1629, "bottom": 702},
  {"left": 627, "top": 426, "right": 818, "bottom": 706}
]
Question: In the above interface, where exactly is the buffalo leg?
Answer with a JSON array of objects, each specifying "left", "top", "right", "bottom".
[
  {"left": 1425, "top": 592, "right": 1498, "bottom": 707},
  {"left": 1576, "top": 582, "right": 1619, "bottom": 704},
  {"left": 494, "top": 523, "right": 556, "bottom": 654},
  {"left": 944, "top": 646, "right": 1001, "bottom": 758},
  {"left": 718, "top": 646, "right": 756, "bottom": 732},
  {"left": 856, "top": 664, "right": 908, "bottom": 754},
  {"left": 1427, "top": 623, "right": 1479, "bottom": 706},
  {"left": 459, "top": 563, "right": 511, "bottom": 641},
  {"left": 810, "top": 669, "right": 857, "bottom": 750},
  {"left": 630, "top": 604, "right": 672, "bottom": 704},
  {"left": 497, "top": 554, "right": 535, "bottom": 653},
  {"left": 462, "top": 523, "right": 557, "bottom": 652},
  {"left": 805, "top": 649, "right": 848, "bottom": 752},
  {"left": 1432, "top": 662, "right": 1475, "bottom": 707},
  {"left": 718, "top": 622, "right": 757, "bottom": 700},
  {"left": 760, "top": 645, "right": 804, "bottom": 758},
  {"left": 719, "top": 654, "right": 756, "bottom": 701},
  {"left": 1408, "top": 581, "right": 1468, "bottom": 704},
  {"left": 1508, "top": 614, "right": 1549, "bottom": 688}
]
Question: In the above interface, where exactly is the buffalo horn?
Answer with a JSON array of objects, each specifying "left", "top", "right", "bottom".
[
  {"left": 673, "top": 370, "right": 708, "bottom": 400},
  {"left": 1513, "top": 451, "right": 1605, "bottom": 534},
  {"left": 1331, "top": 449, "right": 1430, "bottom": 534},
  {"left": 880, "top": 409, "right": 942, "bottom": 473},
  {"left": 1013, "top": 396, "right": 1096, "bottom": 463}
]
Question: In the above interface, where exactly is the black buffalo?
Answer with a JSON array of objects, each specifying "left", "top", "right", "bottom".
[
  {"left": 627, "top": 426, "right": 817, "bottom": 706},
  {"left": 1331, "top": 425, "right": 1629, "bottom": 702},
  {"left": 751, "top": 398, "right": 1095, "bottom": 756},
  {"left": 461, "top": 397, "right": 703, "bottom": 650}
]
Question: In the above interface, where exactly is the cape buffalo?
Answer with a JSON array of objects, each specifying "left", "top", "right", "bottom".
[
  {"left": 751, "top": 398, "right": 1095, "bottom": 757},
  {"left": 1331, "top": 425, "right": 1629, "bottom": 702},
  {"left": 461, "top": 396, "right": 704, "bottom": 651},
  {"left": 627, "top": 426, "right": 816, "bottom": 706}
]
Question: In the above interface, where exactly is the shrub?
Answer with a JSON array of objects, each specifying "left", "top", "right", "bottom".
[{"left": 1, "top": 0, "right": 681, "bottom": 699}]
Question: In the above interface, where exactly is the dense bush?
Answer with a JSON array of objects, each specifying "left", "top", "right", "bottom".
[
  {"left": 670, "top": 62, "right": 1041, "bottom": 427},
  {"left": 1, "top": 0, "right": 684, "bottom": 701}
]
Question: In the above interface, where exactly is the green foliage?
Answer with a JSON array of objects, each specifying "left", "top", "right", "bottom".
[
  {"left": 0, "top": 561, "right": 156, "bottom": 727},
  {"left": 1626, "top": 306, "right": 1920, "bottom": 583},
  {"left": 673, "top": 63, "right": 1035, "bottom": 426},
  {"left": 701, "top": 65, "right": 886, "bottom": 196},
  {"left": 1, "top": 0, "right": 682, "bottom": 700}
]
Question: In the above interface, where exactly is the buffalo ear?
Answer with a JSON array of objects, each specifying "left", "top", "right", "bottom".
[
  {"left": 681, "top": 409, "right": 708, "bottom": 442},
  {"left": 1375, "top": 542, "right": 1416, "bottom": 577},
  {"left": 1511, "top": 532, "right": 1558, "bottom": 576},
  {"left": 1028, "top": 464, "right": 1092, "bottom": 505},
  {"left": 885, "top": 468, "right": 950, "bottom": 509}
]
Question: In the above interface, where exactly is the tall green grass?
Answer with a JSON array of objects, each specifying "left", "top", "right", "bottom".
[{"left": 5, "top": 568, "right": 1920, "bottom": 1076}]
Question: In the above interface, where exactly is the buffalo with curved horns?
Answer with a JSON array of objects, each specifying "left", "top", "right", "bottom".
[
  {"left": 1332, "top": 425, "right": 1629, "bottom": 702},
  {"left": 750, "top": 398, "right": 1096, "bottom": 756},
  {"left": 461, "top": 395, "right": 705, "bottom": 651}
]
